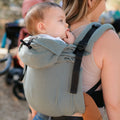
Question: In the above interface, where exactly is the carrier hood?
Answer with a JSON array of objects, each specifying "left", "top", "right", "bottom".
[{"left": 19, "top": 34, "right": 74, "bottom": 69}]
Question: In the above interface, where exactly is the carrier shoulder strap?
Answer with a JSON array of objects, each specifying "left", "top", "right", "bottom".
[
  {"left": 70, "top": 24, "right": 100, "bottom": 94},
  {"left": 18, "top": 65, "right": 27, "bottom": 81}
]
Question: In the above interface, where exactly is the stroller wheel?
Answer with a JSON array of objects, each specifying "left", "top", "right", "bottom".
[
  {"left": 5, "top": 68, "right": 23, "bottom": 85},
  {"left": 13, "top": 82, "right": 26, "bottom": 101},
  {"left": 6, "top": 71, "right": 14, "bottom": 85}
]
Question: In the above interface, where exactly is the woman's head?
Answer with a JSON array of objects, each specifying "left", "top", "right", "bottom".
[{"left": 62, "top": 0, "right": 106, "bottom": 25}]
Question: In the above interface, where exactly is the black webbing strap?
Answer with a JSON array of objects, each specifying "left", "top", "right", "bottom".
[
  {"left": 87, "top": 79, "right": 101, "bottom": 94},
  {"left": 87, "top": 79, "right": 105, "bottom": 107},
  {"left": 20, "top": 39, "right": 33, "bottom": 49},
  {"left": 70, "top": 25, "right": 100, "bottom": 94},
  {"left": 18, "top": 65, "right": 27, "bottom": 81},
  {"left": 52, "top": 116, "right": 83, "bottom": 120}
]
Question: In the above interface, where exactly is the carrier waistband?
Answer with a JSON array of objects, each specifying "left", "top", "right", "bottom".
[{"left": 51, "top": 116, "right": 83, "bottom": 120}]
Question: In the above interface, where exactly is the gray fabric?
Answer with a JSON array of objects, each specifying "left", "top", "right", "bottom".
[{"left": 19, "top": 23, "right": 114, "bottom": 117}]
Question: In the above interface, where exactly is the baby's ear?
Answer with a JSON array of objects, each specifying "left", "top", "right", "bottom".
[{"left": 37, "top": 22, "right": 46, "bottom": 34}]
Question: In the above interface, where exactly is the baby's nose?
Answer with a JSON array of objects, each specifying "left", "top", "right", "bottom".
[{"left": 66, "top": 23, "right": 68, "bottom": 28}]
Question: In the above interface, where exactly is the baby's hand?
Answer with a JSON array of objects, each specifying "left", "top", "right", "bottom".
[{"left": 63, "top": 30, "right": 75, "bottom": 44}]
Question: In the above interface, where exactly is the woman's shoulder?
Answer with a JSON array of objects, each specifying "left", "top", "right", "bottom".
[
  {"left": 98, "top": 27, "right": 119, "bottom": 45},
  {"left": 93, "top": 25, "right": 120, "bottom": 69},
  {"left": 88, "top": 23, "right": 119, "bottom": 46},
  {"left": 98, "top": 28, "right": 120, "bottom": 55}
]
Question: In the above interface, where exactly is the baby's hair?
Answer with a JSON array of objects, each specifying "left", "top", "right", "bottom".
[{"left": 25, "top": 2, "right": 61, "bottom": 35}]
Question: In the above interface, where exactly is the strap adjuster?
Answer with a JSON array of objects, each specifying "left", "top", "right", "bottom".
[
  {"left": 74, "top": 43, "right": 86, "bottom": 54},
  {"left": 20, "top": 39, "right": 33, "bottom": 49},
  {"left": 77, "top": 43, "right": 86, "bottom": 50}
]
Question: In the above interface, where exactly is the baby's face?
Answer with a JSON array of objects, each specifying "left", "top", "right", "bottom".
[{"left": 43, "top": 7, "right": 68, "bottom": 39}]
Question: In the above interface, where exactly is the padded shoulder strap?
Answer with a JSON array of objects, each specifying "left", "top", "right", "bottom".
[
  {"left": 70, "top": 24, "right": 100, "bottom": 94},
  {"left": 70, "top": 23, "right": 114, "bottom": 94},
  {"left": 86, "top": 23, "right": 114, "bottom": 53}
]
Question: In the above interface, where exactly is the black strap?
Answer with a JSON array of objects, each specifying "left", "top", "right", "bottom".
[
  {"left": 86, "top": 79, "right": 105, "bottom": 107},
  {"left": 18, "top": 65, "right": 27, "bottom": 81},
  {"left": 87, "top": 79, "right": 101, "bottom": 95},
  {"left": 70, "top": 25, "right": 100, "bottom": 94},
  {"left": 20, "top": 39, "right": 33, "bottom": 49},
  {"left": 52, "top": 116, "right": 83, "bottom": 120}
]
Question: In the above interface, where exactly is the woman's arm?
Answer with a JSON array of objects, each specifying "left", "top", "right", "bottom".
[{"left": 94, "top": 29, "right": 120, "bottom": 120}]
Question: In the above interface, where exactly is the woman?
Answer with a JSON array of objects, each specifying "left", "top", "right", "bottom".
[{"left": 62, "top": 0, "right": 120, "bottom": 120}]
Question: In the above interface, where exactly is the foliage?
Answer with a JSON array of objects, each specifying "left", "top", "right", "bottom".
[
  {"left": 2, "top": 0, "right": 23, "bottom": 7},
  {"left": 107, "top": 0, "right": 120, "bottom": 10}
]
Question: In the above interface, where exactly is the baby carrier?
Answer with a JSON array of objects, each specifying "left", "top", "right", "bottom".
[{"left": 19, "top": 23, "right": 114, "bottom": 119}]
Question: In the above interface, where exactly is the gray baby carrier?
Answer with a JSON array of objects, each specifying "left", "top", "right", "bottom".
[{"left": 19, "top": 23, "right": 114, "bottom": 117}]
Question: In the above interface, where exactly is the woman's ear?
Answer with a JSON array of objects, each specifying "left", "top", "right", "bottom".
[
  {"left": 37, "top": 22, "right": 46, "bottom": 34},
  {"left": 88, "top": 0, "right": 95, "bottom": 8}
]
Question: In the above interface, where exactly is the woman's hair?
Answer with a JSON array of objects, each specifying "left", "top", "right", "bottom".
[
  {"left": 25, "top": 2, "right": 61, "bottom": 35},
  {"left": 62, "top": 0, "right": 101, "bottom": 24}
]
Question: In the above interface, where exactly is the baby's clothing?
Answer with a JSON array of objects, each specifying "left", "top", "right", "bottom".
[{"left": 33, "top": 113, "right": 49, "bottom": 120}]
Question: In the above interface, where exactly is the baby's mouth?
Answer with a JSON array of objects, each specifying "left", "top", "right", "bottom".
[{"left": 66, "top": 28, "right": 70, "bottom": 31}]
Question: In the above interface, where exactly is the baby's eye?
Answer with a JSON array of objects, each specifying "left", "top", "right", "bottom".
[{"left": 59, "top": 19, "right": 63, "bottom": 22}]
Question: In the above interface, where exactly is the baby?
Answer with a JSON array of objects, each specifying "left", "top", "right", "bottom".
[{"left": 21, "top": 2, "right": 74, "bottom": 120}]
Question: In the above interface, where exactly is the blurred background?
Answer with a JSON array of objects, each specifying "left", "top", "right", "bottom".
[{"left": 0, "top": 0, "right": 120, "bottom": 120}]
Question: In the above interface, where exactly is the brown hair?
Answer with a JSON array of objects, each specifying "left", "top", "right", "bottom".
[
  {"left": 62, "top": 0, "right": 101, "bottom": 25},
  {"left": 25, "top": 2, "right": 61, "bottom": 35}
]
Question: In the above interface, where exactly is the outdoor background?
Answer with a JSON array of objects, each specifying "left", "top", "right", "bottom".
[{"left": 0, "top": 0, "right": 120, "bottom": 120}]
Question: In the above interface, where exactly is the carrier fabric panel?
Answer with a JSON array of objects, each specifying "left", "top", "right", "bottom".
[
  {"left": 19, "top": 35, "right": 68, "bottom": 69},
  {"left": 24, "top": 63, "right": 84, "bottom": 116},
  {"left": 19, "top": 35, "right": 85, "bottom": 116}
]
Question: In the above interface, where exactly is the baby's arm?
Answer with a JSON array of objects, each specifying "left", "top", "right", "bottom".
[{"left": 63, "top": 30, "right": 75, "bottom": 44}]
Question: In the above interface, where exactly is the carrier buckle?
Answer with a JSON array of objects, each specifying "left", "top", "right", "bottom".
[{"left": 74, "top": 43, "right": 86, "bottom": 54}]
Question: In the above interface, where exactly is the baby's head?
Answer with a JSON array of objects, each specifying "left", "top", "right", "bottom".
[{"left": 25, "top": 2, "right": 68, "bottom": 39}]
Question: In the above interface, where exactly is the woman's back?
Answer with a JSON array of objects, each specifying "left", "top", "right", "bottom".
[{"left": 72, "top": 23, "right": 115, "bottom": 119}]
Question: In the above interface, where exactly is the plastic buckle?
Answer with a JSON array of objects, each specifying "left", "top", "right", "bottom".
[
  {"left": 73, "top": 43, "right": 86, "bottom": 54},
  {"left": 77, "top": 43, "right": 86, "bottom": 51}
]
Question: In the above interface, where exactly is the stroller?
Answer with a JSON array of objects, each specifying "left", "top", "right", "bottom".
[
  {"left": 0, "top": 0, "right": 53, "bottom": 101},
  {"left": 0, "top": 19, "right": 26, "bottom": 100}
]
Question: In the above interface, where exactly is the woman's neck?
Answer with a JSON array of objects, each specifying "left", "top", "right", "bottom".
[{"left": 70, "top": 18, "right": 91, "bottom": 31}]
